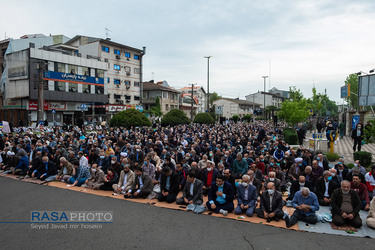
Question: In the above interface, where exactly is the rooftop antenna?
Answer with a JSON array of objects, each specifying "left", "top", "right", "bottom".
[
  {"left": 152, "top": 72, "right": 155, "bottom": 81},
  {"left": 105, "top": 27, "right": 111, "bottom": 40}
]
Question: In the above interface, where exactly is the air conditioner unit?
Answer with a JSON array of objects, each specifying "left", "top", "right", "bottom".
[
  {"left": 116, "top": 55, "right": 121, "bottom": 59},
  {"left": 104, "top": 58, "right": 108, "bottom": 62},
  {"left": 126, "top": 86, "right": 130, "bottom": 89},
  {"left": 126, "top": 72, "right": 130, "bottom": 76}
]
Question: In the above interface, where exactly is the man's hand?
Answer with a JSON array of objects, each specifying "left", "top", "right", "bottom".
[
  {"left": 240, "top": 204, "right": 244, "bottom": 209},
  {"left": 184, "top": 198, "right": 189, "bottom": 204},
  {"left": 323, "top": 197, "right": 330, "bottom": 204},
  {"left": 117, "top": 187, "right": 122, "bottom": 193},
  {"left": 269, "top": 212, "right": 275, "bottom": 218},
  {"left": 203, "top": 186, "right": 207, "bottom": 190},
  {"left": 342, "top": 212, "right": 348, "bottom": 218},
  {"left": 211, "top": 203, "right": 216, "bottom": 209},
  {"left": 72, "top": 181, "right": 78, "bottom": 187},
  {"left": 164, "top": 191, "right": 169, "bottom": 197},
  {"left": 188, "top": 200, "right": 193, "bottom": 204},
  {"left": 365, "top": 204, "right": 370, "bottom": 211},
  {"left": 244, "top": 205, "right": 249, "bottom": 209},
  {"left": 216, "top": 191, "right": 223, "bottom": 197},
  {"left": 347, "top": 213, "right": 354, "bottom": 220},
  {"left": 264, "top": 211, "right": 269, "bottom": 218},
  {"left": 133, "top": 192, "right": 138, "bottom": 197}
]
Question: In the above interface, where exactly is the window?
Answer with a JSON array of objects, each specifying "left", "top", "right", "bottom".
[
  {"left": 102, "top": 46, "right": 109, "bottom": 53},
  {"left": 54, "top": 62, "right": 65, "bottom": 73},
  {"left": 125, "top": 52, "right": 130, "bottom": 58},
  {"left": 114, "top": 94, "right": 121, "bottom": 99},
  {"left": 82, "top": 84, "right": 91, "bottom": 94},
  {"left": 134, "top": 81, "right": 140, "bottom": 87},
  {"left": 82, "top": 67, "right": 90, "bottom": 76},
  {"left": 134, "top": 96, "right": 140, "bottom": 101},
  {"left": 114, "top": 64, "right": 120, "bottom": 71},
  {"left": 134, "top": 68, "right": 140, "bottom": 74},
  {"left": 54, "top": 81, "right": 65, "bottom": 91},
  {"left": 95, "top": 69, "right": 104, "bottom": 78},
  {"left": 125, "top": 81, "right": 131, "bottom": 88},
  {"left": 69, "top": 82, "right": 78, "bottom": 92},
  {"left": 68, "top": 65, "right": 78, "bottom": 74},
  {"left": 125, "top": 95, "right": 131, "bottom": 101},
  {"left": 95, "top": 86, "right": 104, "bottom": 94},
  {"left": 125, "top": 66, "right": 131, "bottom": 72},
  {"left": 114, "top": 49, "right": 120, "bottom": 55},
  {"left": 165, "top": 104, "right": 169, "bottom": 111},
  {"left": 107, "top": 78, "right": 110, "bottom": 83},
  {"left": 134, "top": 55, "right": 139, "bottom": 60},
  {"left": 114, "top": 79, "right": 121, "bottom": 84},
  {"left": 162, "top": 92, "right": 168, "bottom": 98}
]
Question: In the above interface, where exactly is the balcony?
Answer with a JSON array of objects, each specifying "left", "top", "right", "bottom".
[{"left": 142, "top": 97, "right": 157, "bottom": 104}]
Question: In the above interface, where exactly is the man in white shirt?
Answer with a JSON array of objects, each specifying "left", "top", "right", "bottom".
[
  {"left": 78, "top": 151, "right": 89, "bottom": 168},
  {"left": 113, "top": 164, "right": 135, "bottom": 194}
]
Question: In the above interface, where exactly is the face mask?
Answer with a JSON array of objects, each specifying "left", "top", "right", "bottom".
[
  {"left": 209, "top": 154, "right": 212, "bottom": 156},
  {"left": 261, "top": 159, "right": 264, "bottom": 162},
  {"left": 331, "top": 173, "right": 335, "bottom": 177},
  {"left": 339, "top": 169, "right": 343, "bottom": 172},
  {"left": 111, "top": 160, "right": 115, "bottom": 164},
  {"left": 342, "top": 190, "right": 349, "bottom": 195},
  {"left": 299, "top": 164, "right": 303, "bottom": 167},
  {"left": 136, "top": 149, "right": 141, "bottom": 152},
  {"left": 358, "top": 127, "right": 361, "bottom": 129},
  {"left": 317, "top": 157, "right": 320, "bottom": 161},
  {"left": 144, "top": 161, "right": 148, "bottom": 165},
  {"left": 207, "top": 168, "right": 212, "bottom": 171},
  {"left": 242, "top": 182, "right": 248, "bottom": 187},
  {"left": 327, "top": 176, "right": 332, "bottom": 181},
  {"left": 354, "top": 163, "right": 358, "bottom": 167},
  {"left": 100, "top": 156, "right": 105, "bottom": 159},
  {"left": 270, "top": 163, "right": 274, "bottom": 166},
  {"left": 92, "top": 169, "right": 97, "bottom": 173},
  {"left": 269, "top": 178, "right": 275, "bottom": 182},
  {"left": 267, "top": 189, "right": 274, "bottom": 195},
  {"left": 299, "top": 182, "right": 305, "bottom": 186}
]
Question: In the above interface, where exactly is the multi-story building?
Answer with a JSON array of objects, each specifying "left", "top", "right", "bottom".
[
  {"left": 213, "top": 98, "right": 260, "bottom": 119},
  {"left": 178, "top": 85, "right": 206, "bottom": 113},
  {"left": 268, "top": 87, "right": 289, "bottom": 99},
  {"left": 65, "top": 36, "right": 145, "bottom": 116},
  {"left": 245, "top": 91, "right": 284, "bottom": 109},
  {"left": 1, "top": 34, "right": 108, "bottom": 126},
  {"left": 143, "top": 81, "right": 180, "bottom": 114}
]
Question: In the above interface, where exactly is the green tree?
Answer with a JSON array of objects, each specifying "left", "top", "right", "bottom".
[
  {"left": 289, "top": 87, "right": 304, "bottom": 102},
  {"left": 194, "top": 113, "right": 215, "bottom": 124},
  {"left": 279, "top": 99, "right": 310, "bottom": 126},
  {"left": 209, "top": 92, "right": 222, "bottom": 105},
  {"left": 148, "top": 96, "right": 163, "bottom": 117},
  {"left": 232, "top": 115, "right": 239, "bottom": 123},
  {"left": 110, "top": 109, "right": 151, "bottom": 128},
  {"left": 243, "top": 114, "right": 252, "bottom": 122},
  {"left": 266, "top": 105, "right": 278, "bottom": 119},
  {"left": 345, "top": 73, "right": 359, "bottom": 110},
  {"left": 364, "top": 119, "right": 375, "bottom": 143},
  {"left": 161, "top": 109, "right": 190, "bottom": 126}
]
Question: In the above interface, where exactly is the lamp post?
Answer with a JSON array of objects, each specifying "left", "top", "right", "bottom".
[
  {"left": 204, "top": 56, "right": 212, "bottom": 112},
  {"left": 262, "top": 76, "right": 268, "bottom": 117}
]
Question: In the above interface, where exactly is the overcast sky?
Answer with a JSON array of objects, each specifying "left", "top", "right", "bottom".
[{"left": 2, "top": 0, "right": 375, "bottom": 103}]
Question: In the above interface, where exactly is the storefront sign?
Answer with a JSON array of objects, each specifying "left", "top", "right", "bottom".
[
  {"left": 28, "top": 100, "right": 48, "bottom": 111},
  {"left": 44, "top": 71, "right": 104, "bottom": 85}
]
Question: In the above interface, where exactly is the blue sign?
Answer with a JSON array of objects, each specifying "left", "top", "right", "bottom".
[
  {"left": 39, "top": 121, "right": 44, "bottom": 125},
  {"left": 340, "top": 85, "right": 348, "bottom": 98},
  {"left": 51, "top": 109, "right": 56, "bottom": 114},
  {"left": 80, "top": 104, "right": 87, "bottom": 110},
  {"left": 313, "top": 133, "right": 323, "bottom": 140},
  {"left": 352, "top": 115, "right": 360, "bottom": 129},
  {"left": 44, "top": 71, "right": 104, "bottom": 85}
]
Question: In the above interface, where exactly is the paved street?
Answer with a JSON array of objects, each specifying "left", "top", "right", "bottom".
[{"left": 0, "top": 176, "right": 373, "bottom": 250}]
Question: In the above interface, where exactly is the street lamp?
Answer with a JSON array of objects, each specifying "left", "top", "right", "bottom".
[
  {"left": 262, "top": 76, "right": 268, "bottom": 116},
  {"left": 204, "top": 56, "right": 212, "bottom": 112}
]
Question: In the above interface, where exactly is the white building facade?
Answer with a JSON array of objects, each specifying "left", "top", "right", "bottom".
[{"left": 213, "top": 98, "right": 260, "bottom": 118}]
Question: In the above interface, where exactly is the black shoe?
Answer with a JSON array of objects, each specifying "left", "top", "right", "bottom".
[
  {"left": 274, "top": 217, "right": 279, "bottom": 222},
  {"left": 266, "top": 218, "right": 271, "bottom": 223},
  {"left": 285, "top": 216, "right": 291, "bottom": 228}
]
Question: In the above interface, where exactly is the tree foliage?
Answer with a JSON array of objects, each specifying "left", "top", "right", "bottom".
[
  {"left": 364, "top": 119, "right": 375, "bottom": 143},
  {"left": 279, "top": 99, "right": 310, "bottom": 126},
  {"left": 345, "top": 73, "right": 359, "bottom": 110},
  {"left": 307, "top": 87, "right": 338, "bottom": 117},
  {"left": 209, "top": 92, "right": 222, "bottom": 105},
  {"left": 194, "top": 113, "right": 215, "bottom": 124},
  {"left": 161, "top": 109, "right": 190, "bottom": 126},
  {"left": 289, "top": 87, "right": 304, "bottom": 102},
  {"left": 147, "top": 96, "right": 163, "bottom": 117},
  {"left": 110, "top": 109, "right": 151, "bottom": 128},
  {"left": 243, "top": 114, "right": 252, "bottom": 122},
  {"left": 232, "top": 115, "right": 239, "bottom": 123}
]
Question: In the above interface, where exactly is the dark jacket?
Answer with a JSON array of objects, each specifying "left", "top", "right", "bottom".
[
  {"left": 236, "top": 184, "right": 257, "bottom": 206},
  {"left": 182, "top": 178, "right": 203, "bottom": 203},
  {"left": 203, "top": 168, "right": 219, "bottom": 187},
  {"left": 288, "top": 179, "right": 313, "bottom": 200},
  {"left": 131, "top": 173, "right": 154, "bottom": 193},
  {"left": 259, "top": 190, "right": 283, "bottom": 214},
  {"left": 160, "top": 172, "right": 179, "bottom": 194},
  {"left": 208, "top": 181, "right": 234, "bottom": 204},
  {"left": 331, "top": 189, "right": 361, "bottom": 216},
  {"left": 315, "top": 178, "right": 340, "bottom": 199},
  {"left": 36, "top": 160, "right": 57, "bottom": 176}
]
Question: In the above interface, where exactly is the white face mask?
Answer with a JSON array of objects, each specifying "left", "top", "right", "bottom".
[
  {"left": 206, "top": 168, "right": 212, "bottom": 171},
  {"left": 267, "top": 189, "right": 274, "bottom": 195},
  {"left": 269, "top": 178, "right": 275, "bottom": 182},
  {"left": 299, "top": 182, "right": 305, "bottom": 186},
  {"left": 242, "top": 182, "right": 248, "bottom": 187},
  {"left": 111, "top": 160, "right": 115, "bottom": 164},
  {"left": 92, "top": 169, "right": 97, "bottom": 173},
  {"left": 354, "top": 163, "right": 358, "bottom": 167},
  {"left": 342, "top": 190, "right": 349, "bottom": 195}
]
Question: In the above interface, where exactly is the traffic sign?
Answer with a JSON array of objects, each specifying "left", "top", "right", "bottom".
[
  {"left": 80, "top": 104, "right": 87, "bottom": 111},
  {"left": 51, "top": 109, "right": 56, "bottom": 114}
]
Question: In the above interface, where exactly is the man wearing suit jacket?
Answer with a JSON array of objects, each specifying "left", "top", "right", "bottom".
[
  {"left": 113, "top": 164, "right": 135, "bottom": 194},
  {"left": 124, "top": 166, "right": 154, "bottom": 199},
  {"left": 234, "top": 175, "right": 257, "bottom": 217},
  {"left": 264, "top": 172, "right": 282, "bottom": 191},
  {"left": 158, "top": 167, "right": 179, "bottom": 203},
  {"left": 288, "top": 176, "right": 313, "bottom": 200},
  {"left": 176, "top": 171, "right": 203, "bottom": 205},
  {"left": 316, "top": 170, "right": 340, "bottom": 206},
  {"left": 255, "top": 182, "right": 284, "bottom": 222},
  {"left": 206, "top": 175, "right": 235, "bottom": 216},
  {"left": 335, "top": 162, "right": 349, "bottom": 183}
]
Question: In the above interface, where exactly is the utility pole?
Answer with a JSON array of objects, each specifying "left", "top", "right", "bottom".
[
  {"left": 204, "top": 56, "right": 212, "bottom": 112},
  {"left": 190, "top": 83, "right": 196, "bottom": 121},
  {"left": 37, "top": 61, "right": 47, "bottom": 124},
  {"left": 262, "top": 76, "right": 268, "bottom": 117}
]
